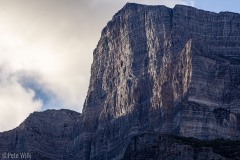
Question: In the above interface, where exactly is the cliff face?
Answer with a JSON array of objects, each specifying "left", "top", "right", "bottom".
[
  {"left": 0, "top": 110, "right": 82, "bottom": 159},
  {"left": 123, "top": 133, "right": 227, "bottom": 160},
  {"left": 0, "top": 3, "right": 240, "bottom": 160},
  {"left": 82, "top": 3, "right": 240, "bottom": 159},
  {"left": 1, "top": 111, "right": 237, "bottom": 160}
]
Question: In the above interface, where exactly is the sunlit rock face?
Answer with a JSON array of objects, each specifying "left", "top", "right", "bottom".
[
  {"left": 81, "top": 3, "right": 240, "bottom": 159},
  {"left": 0, "top": 3, "right": 240, "bottom": 160}
]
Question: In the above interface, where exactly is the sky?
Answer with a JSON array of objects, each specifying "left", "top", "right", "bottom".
[{"left": 0, "top": 0, "right": 239, "bottom": 132}]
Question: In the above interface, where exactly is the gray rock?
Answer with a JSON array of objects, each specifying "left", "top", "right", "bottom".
[
  {"left": 82, "top": 3, "right": 240, "bottom": 159},
  {"left": 1, "top": 3, "right": 240, "bottom": 160},
  {"left": 0, "top": 109, "right": 82, "bottom": 159},
  {"left": 123, "top": 133, "right": 228, "bottom": 160}
]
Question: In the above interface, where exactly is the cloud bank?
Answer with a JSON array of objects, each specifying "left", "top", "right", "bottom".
[
  {"left": 0, "top": 64, "right": 42, "bottom": 131},
  {"left": 0, "top": 0, "right": 195, "bottom": 132}
]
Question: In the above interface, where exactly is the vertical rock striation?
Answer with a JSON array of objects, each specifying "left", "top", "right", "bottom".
[
  {"left": 0, "top": 3, "right": 240, "bottom": 160},
  {"left": 81, "top": 3, "right": 240, "bottom": 159}
]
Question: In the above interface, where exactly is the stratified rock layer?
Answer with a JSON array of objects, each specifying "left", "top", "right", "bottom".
[
  {"left": 0, "top": 109, "right": 82, "bottom": 159},
  {"left": 0, "top": 3, "right": 240, "bottom": 160},
  {"left": 123, "top": 133, "right": 228, "bottom": 160},
  {"left": 82, "top": 3, "right": 240, "bottom": 159}
]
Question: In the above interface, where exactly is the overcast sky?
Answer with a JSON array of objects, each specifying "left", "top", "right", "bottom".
[{"left": 0, "top": 0, "right": 239, "bottom": 132}]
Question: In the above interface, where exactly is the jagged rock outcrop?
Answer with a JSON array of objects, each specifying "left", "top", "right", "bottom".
[
  {"left": 0, "top": 3, "right": 240, "bottom": 160},
  {"left": 0, "top": 109, "right": 82, "bottom": 159}
]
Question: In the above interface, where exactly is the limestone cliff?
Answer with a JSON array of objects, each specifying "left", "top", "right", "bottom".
[
  {"left": 0, "top": 3, "right": 240, "bottom": 160},
  {"left": 81, "top": 3, "right": 240, "bottom": 159}
]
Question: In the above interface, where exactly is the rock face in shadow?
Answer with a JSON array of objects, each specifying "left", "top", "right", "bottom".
[
  {"left": 0, "top": 109, "right": 82, "bottom": 159},
  {"left": 0, "top": 3, "right": 240, "bottom": 160},
  {"left": 123, "top": 133, "right": 228, "bottom": 160}
]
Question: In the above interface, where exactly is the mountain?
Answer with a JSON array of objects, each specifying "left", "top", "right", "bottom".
[
  {"left": 82, "top": 3, "right": 240, "bottom": 159},
  {"left": 0, "top": 109, "right": 82, "bottom": 159},
  {"left": 1, "top": 3, "right": 240, "bottom": 160}
]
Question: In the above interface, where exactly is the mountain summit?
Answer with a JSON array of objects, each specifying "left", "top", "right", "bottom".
[{"left": 1, "top": 3, "right": 240, "bottom": 160}]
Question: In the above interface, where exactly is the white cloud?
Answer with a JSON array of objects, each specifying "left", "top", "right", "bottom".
[
  {"left": 0, "top": 64, "right": 42, "bottom": 132},
  {"left": 0, "top": 1, "right": 91, "bottom": 112}
]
